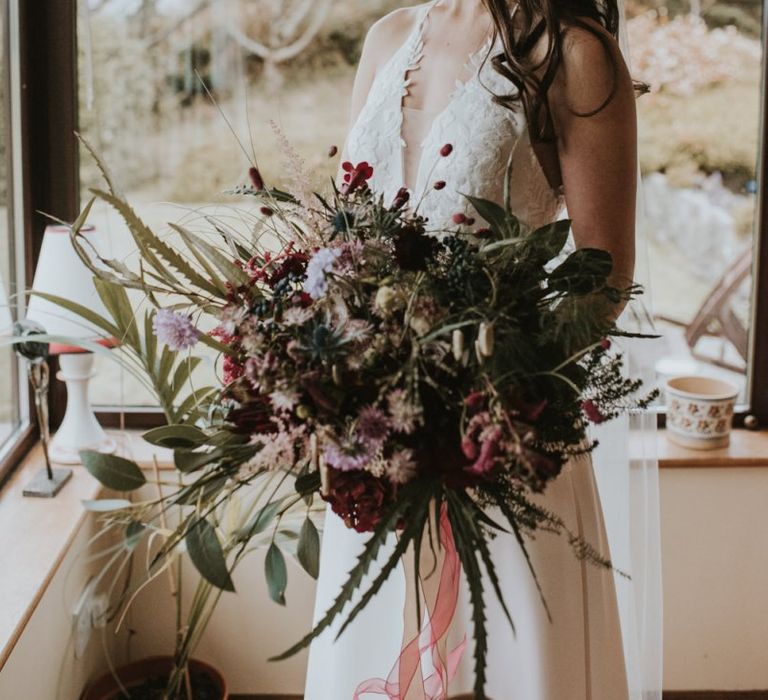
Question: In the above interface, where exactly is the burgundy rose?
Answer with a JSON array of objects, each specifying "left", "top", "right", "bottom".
[{"left": 324, "top": 469, "right": 393, "bottom": 533}]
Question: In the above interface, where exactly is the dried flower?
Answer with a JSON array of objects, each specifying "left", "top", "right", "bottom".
[
  {"left": 434, "top": 180, "right": 447, "bottom": 190},
  {"left": 328, "top": 145, "right": 338, "bottom": 158},
  {"left": 452, "top": 329, "right": 464, "bottom": 362},
  {"left": 387, "top": 389, "right": 422, "bottom": 434},
  {"left": 260, "top": 206, "right": 275, "bottom": 217},
  {"left": 582, "top": 400, "right": 607, "bottom": 424},
  {"left": 452, "top": 213, "right": 468, "bottom": 225},
  {"left": 600, "top": 338, "right": 612, "bottom": 351},
  {"left": 392, "top": 187, "right": 411, "bottom": 210},
  {"left": 248, "top": 167, "right": 265, "bottom": 191},
  {"left": 152, "top": 309, "right": 200, "bottom": 351},
  {"left": 440, "top": 144, "right": 454, "bottom": 157},
  {"left": 341, "top": 161, "right": 374, "bottom": 195},
  {"left": 374, "top": 286, "right": 400, "bottom": 315},
  {"left": 303, "top": 247, "right": 341, "bottom": 299},
  {"left": 357, "top": 406, "right": 391, "bottom": 446},
  {"left": 323, "top": 441, "right": 372, "bottom": 472},
  {"left": 387, "top": 449, "right": 418, "bottom": 485},
  {"left": 478, "top": 322, "right": 495, "bottom": 357}
]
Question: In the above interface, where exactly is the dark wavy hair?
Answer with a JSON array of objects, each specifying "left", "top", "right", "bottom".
[{"left": 480, "top": 0, "right": 638, "bottom": 143}]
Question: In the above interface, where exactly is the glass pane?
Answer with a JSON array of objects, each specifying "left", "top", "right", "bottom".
[
  {"left": 632, "top": 0, "right": 762, "bottom": 403},
  {"left": 78, "top": 0, "right": 411, "bottom": 408},
  {"left": 0, "top": 0, "right": 20, "bottom": 447}
]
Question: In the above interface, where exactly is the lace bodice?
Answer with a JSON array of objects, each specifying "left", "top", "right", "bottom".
[{"left": 345, "top": 0, "right": 563, "bottom": 231}]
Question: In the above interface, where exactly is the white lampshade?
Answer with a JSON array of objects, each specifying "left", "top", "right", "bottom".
[{"left": 26, "top": 225, "right": 116, "bottom": 354}]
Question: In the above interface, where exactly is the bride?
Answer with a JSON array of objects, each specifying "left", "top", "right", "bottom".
[{"left": 305, "top": 1, "right": 650, "bottom": 698}]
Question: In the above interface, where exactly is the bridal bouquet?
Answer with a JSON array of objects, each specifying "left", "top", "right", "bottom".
[{"left": 58, "top": 137, "right": 656, "bottom": 698}]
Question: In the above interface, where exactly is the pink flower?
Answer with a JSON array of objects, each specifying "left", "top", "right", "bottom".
[
  {"left": 440, "top": 144, "right": 454, "bottom": 157},
  {"left": 323, "top": 442, "right": 372, "bottom": 472},
  {"left": 582, "top": 400, "right": 607, "bottom": 424},
  {"left": 152, "top": 309, "right": 200, "bottom": 351},
  {"left": 387, "top": 449, "right": 418, "bottom": 485},
  {"left": 466, "top": 427, "right": 503, "bottom": 476},
  {"left": 463, "top": 391, "right": 486, "bottom": 412}
]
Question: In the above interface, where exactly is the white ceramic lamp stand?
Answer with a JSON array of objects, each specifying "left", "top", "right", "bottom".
[{"left": 27, "top": 224, "right": 117, "bottom": 465}]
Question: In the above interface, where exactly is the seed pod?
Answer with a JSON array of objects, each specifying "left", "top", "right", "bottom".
[
  {"left": 478, "top": 322, "right": 494, "bottom": 357},
  {"left": 332, "top": 364, "right": 342, "bottom": 386},
  {"left": 452, "top": 329, "right": 464, "bottom": 362},
  {"left": 328, "top": 145, "right": 338, "bottom": 158},
  {"left": 474, "top": 339, "right": 484, "bottom": 364}
]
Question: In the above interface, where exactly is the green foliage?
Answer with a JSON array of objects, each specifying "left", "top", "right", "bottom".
[
  {"left": 80, "top": 452, "right": 146, "bottom": 492},
  {"left": 265, "top": 543, "right": 288, "bottom": 605},
  {"left": 297, "top": 517, "right": 321, "bottom": 580},
  {"left": 186, "top": 518, "right": 235, "bottom": 593}
]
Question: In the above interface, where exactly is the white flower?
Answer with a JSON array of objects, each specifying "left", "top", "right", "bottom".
[
  {"left": 282, "top": 306, "right": 314, "bottom": 326},
  {"left": 303, "top": 247, "right": 341, "bottom": 299},
  {"left": 374, "top": 286, "right": 399, "bottom": 315},
  {"left": 270, "top": 387, "right": 300, "bottom": 414}
]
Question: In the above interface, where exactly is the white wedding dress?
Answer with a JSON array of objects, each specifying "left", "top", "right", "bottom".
[{"left": 304, "top": 3, "right": 645, "bottom": 698}]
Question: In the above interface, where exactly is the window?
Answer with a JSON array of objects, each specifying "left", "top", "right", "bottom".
[
  {"left": 0, "top": 0, "right": 30, "bottom": 481},
  {"left": 65, "top": 0, "right": 768, "bottom": 427},
  {"left": 631, "top": 0, "right": 764, "bottom": 416}
]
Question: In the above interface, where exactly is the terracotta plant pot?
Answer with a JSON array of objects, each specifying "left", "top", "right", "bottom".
[{"left": 82, "top": 656, "right": 228, "bottom": 700}]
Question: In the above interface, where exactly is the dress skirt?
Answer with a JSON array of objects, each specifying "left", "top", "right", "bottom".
[{"left": 304, "top": 454, "right": 629, "bottom": 700}]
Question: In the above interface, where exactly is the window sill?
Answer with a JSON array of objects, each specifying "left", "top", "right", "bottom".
[
  {"left": 0, "top": 431, "right": 172, "bottom": 673},
  {"left": 643, "top": 429, "right": 768, "bottom": 468},
  {"left": 0, "top": 427, "right": 765, "bottom": 671}
]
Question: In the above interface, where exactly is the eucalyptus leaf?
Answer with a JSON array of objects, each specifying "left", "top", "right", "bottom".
[
  {"left": 297, "top": 517, "right": 320, "bottom": 580},
  {"left": 186, "top": 518, "right": 235, "bottom": 592},
  {"left": 82, "top": 498, "right": 133, "bottom": 512},
  {"left": 265, "top": 543, "right": 288, "bottom": 605},
  {"left": 80, "top": 451, "right": 146, "bottom": 492},
  {"left": 463, "top": 194, "right": 511, "bottom": 237},
  {"left": 548, "top": 248, "right": 614, "bottom": 294}
]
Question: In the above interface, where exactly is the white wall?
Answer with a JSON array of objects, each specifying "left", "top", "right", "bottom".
[
  {"left": 0, "top": 513, "right": 129, "bottom": 700},
  {"left": 660, "top": 467, "right": 768, "bottom": 691}
]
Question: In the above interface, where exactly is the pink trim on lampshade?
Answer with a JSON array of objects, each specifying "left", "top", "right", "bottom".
[
  {"left": 46, "top": 224, "right": 96, "bottom": 234},
  {"left": 49, "top": 336, "right": 120, "bottom": 356}
]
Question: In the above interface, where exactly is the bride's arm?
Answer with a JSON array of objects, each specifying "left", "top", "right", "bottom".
[{"left": 549, "top": 23, "right": 638, "bottom": 294}]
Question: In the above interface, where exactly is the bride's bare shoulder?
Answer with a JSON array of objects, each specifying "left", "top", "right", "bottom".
[{"left": 361, "top": 5, "right": 424, "bottom": 69}]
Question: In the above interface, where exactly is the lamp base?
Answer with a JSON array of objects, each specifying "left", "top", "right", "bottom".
[
  {"left": 49, "top": 437, "right": 116, "bottom": 465},
  {"left": 50, "top": 352, "right": 116, "bottom": 465},
  {"left": 23, "top": 468, "right": 73, "bottom": 498}
]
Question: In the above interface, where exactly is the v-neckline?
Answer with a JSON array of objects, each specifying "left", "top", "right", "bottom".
[{"left": 397, "top": 1, "right": 500, "bottom": 193}]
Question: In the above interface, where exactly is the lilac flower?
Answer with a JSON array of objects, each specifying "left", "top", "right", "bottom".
[
  {"left": 323, "top": 441, "right": 372, "bottom": 472},
  {"left": 303, "top": 247, "right": 341, "bottom": 299},
  {"left": 152, "top": 309, "right": 200, "bottom": 351},
  {"left": 357, "top": 406, "right": 391, "bottom": 446}
]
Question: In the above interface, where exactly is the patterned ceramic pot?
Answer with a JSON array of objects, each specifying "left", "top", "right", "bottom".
[{"left": 665, "top": 376, "right": 738, "bottom": 450}]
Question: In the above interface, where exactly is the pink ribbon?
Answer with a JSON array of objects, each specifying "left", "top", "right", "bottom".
[{"left": 354, "top": 506, "right": 466, "bottom": 700}]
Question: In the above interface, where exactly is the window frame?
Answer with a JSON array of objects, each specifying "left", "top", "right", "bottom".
[{"left": 0, "top": 0, "right": 766, "bottom": 465}]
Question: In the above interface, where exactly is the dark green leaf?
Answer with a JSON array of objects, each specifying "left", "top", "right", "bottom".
[
  {"left": 80, "top": 451, "right": 146, "bottom": 492},
  {"left": 463, "top": 194, "right": 511, "bottom": 237},
  {"left": 294, "top": 470, "right": 321, "bottom": 497},
  {"left": 186, "top": 518, "right": 235, "bottom": 592},
  {"left": 548, "top": 248, "right": 614, "bottom": 294},
  {"left": 297, "top": 517, "right": 320, "bottom": 580},
  {"left": 125, "top": 521, "right": 146, "bottom": 551},
  {"left": 265, "top": 543, "right": 288, "bottom": 605},
  {"left": 527, "top": 219, "right": 571, "bottom": 264},
  {"left": 236, "top": 499, "right": 285, "bottom": 542},
  {"left": 143, "top": 424, "right": 208, "bottom": 449},
  {"left": 173, "top": 474, "right": 229, "bottom": 505}
]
